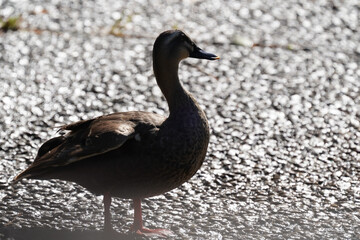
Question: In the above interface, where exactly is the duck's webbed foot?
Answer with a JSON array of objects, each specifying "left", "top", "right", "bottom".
[
  {"left": 130, "top": 226, "right": 173, "bottom": 237},
  {"left": 130, "top": 198, "right": 174, "bottom": 237}
]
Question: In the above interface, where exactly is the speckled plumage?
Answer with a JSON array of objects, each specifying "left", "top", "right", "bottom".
[{"left": 15, "top": 29, "right": 218, "bottom": 235}]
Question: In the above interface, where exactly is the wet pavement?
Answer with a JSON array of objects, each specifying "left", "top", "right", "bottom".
[{"left": 0, "top": 0, "right": 359, "bottom": 239}]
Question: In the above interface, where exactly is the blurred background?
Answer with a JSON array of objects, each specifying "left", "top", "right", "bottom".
[{"left": 0, "top": 0, "right": 359, "bottom": 239}]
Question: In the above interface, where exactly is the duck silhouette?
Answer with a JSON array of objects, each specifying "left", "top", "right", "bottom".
[{"left": 15, "top": 29, "right": 219, "bottom": 236}]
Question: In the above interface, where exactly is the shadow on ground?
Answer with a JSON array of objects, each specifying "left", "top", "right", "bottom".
[{"left": 0, "top": 226, "right": 138, "bottom": 240}]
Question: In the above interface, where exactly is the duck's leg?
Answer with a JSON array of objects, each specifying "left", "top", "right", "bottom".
[
  {"left": 130, "top": 198, "right": 173, "bottom": 237},
  {"left": 103, "top": 192, "right": 113, "bottom": 231}
]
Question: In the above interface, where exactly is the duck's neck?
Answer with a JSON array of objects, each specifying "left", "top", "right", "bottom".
[{"left": 153, "top": 59, "right": 192, "bottom": 113}]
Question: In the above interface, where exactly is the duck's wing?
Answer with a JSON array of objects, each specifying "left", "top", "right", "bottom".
[{"left": 14, "top": 111, "right": 165, "bottom": 181}]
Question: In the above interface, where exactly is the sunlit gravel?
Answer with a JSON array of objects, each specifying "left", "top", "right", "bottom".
[{"left": 0, "top": 0, "right": 359, "bottom": 239}]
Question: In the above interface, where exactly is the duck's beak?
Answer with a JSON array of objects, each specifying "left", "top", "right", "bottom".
[{"left": 189, "top": 46, "right": 220, "bottom": 60}]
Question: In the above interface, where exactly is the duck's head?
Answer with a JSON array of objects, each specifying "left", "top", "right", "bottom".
[{"left": 153, "top": 30, "right": 220, "bottom": 63}]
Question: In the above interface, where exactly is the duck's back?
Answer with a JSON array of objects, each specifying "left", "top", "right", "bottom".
[{"left": 17, "top": 105, "right": 209, "bottom": 199}]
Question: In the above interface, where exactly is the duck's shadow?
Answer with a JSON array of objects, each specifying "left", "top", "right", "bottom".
[{"left": 1, "top": 226, "right": 139, "bottom": 240}]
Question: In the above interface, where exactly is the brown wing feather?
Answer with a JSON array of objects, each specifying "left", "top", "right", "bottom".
[
  {"left": 59, "top": 120, "right": 136, "bottom": 164},
  {"left": 59, "top": 118, "right": 95, "bottom": 131},
  {"left": 14, "top": 112, "right": 166, "bottom": 182},
  {"left": 14, "top": 120, "right": 135, "bottom": 181}
]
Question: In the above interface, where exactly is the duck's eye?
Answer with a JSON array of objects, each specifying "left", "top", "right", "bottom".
[{"left": 179, "top": 33, "right": 185, "bottom": 39}]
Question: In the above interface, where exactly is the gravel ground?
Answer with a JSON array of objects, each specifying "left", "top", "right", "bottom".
[{"left": 0, "top": 0, "right": 359, "bottom": 239}]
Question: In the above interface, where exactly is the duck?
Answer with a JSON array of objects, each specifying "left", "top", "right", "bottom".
[{"left": 14, "top": 29, "right": 219, "bottom": 236}]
